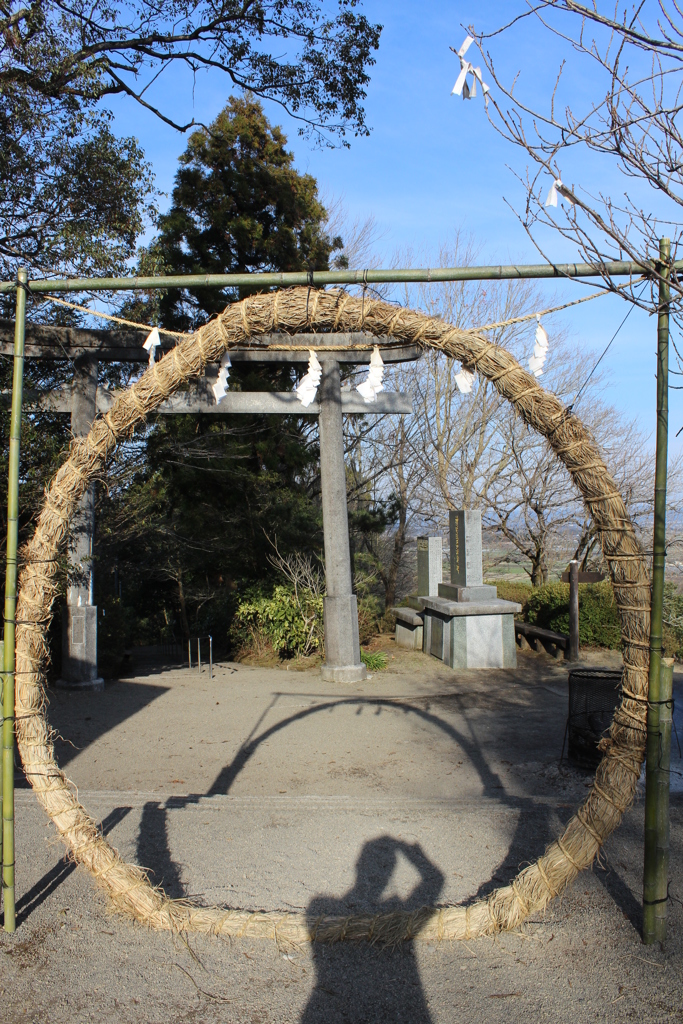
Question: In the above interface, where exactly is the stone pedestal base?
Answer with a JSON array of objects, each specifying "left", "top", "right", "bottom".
[
  {"left": 321, "top": 663, "right": 368, "bottom": 683},
  {"left": 59, "top": 605, "right": 103, "bottom": 688},
  {"left": 321, "top": 595, "right": 367, "bottom": 683},
  {"left": 421, "top": 596, "right": 521, "bottom": 670}
]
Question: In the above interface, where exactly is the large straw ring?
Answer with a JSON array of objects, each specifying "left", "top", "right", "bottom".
[{"left": 14, "top": 287, "right": 650, "bottom": 943}]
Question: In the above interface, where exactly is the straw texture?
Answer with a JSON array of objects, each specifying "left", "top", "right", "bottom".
[{"left": 13, "top": 288, "right": 650, "bottom": 943}]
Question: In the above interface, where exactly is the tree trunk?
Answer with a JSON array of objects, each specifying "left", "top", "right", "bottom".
[
  {"left": 384, "top": 502, "right": 407, "bottom": 609},
  {"left": 530, "top": 556, "right": 548, "bottom": 587},
  {"left": 177, "top": 570, "right": 190, "bottom": 642}
]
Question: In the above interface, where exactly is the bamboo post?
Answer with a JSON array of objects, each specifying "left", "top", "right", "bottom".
[
  {"left": 643, "top": 237, "right": 671, "bottom": 945},
  {"left": 0, "top": 638, "right": 3, "bottom": 872},
  {"left": 643, "top": 657, "right": 673, "bottom": 945},
  {"left": 2, "top": 267, "right": 27, "bottom": 932},
  {"left": 568, "top": 559, "right": 580, "bottom": 662}
]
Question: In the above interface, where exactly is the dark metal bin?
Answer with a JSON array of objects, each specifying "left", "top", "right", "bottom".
[{"left": 566, "top": 667, "right": 623, "bottom": 768}]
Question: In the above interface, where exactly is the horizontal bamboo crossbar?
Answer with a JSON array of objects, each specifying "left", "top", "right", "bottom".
[{"left": 0, "top": 259, "right": 678, "bottom": 294}]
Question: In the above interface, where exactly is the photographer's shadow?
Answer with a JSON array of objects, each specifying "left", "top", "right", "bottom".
[{"left": 301, "top": 836, "right": 444, "bottom": 1024}]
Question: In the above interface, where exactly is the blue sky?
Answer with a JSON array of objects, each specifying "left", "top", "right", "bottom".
[{"left": 106, "top": 2, "right": 679, "bottom": 451}]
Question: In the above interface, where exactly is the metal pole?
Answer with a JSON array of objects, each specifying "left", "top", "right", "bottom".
[
  {"left": 188, "top": 640, "right": 191, "bottom": 670},
  {"left": 1, "top": 258, "right": 682, "bottom": 295},
  {"left": 569, "top": 560, "right": 580, "bottom": 662},
  {"left": 209, "top": 635, "right": 212, "bottom": 680},
  {"left": 643, "top": 237, "right": 671, "bottom": 945},
  {"left": 198, "top": 638, "right": 201, "bottom": 674},
  {"left": 2, "top": 267, "right": 27, "bottom": 931}
]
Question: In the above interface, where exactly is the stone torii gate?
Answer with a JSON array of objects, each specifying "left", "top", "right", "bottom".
[{"left": 0, "top": 320, "right": 419, "bottom": 685}]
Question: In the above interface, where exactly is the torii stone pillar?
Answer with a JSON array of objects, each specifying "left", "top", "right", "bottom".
[
  {"left": 58, "top": 355, "right": 103, "bottom": 689},
  {"left": 318, "top": 359, "right": 366, "bottom": 682}
]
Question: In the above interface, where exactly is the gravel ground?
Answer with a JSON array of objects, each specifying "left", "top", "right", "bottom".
[{"left": 0, "top": 642, "right": 681, "bottom": 1023}]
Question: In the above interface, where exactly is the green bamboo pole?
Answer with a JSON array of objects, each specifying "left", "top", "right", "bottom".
[
  {"left": 643, "top": 657, "right": 674, "bottom": 946},
  {"left": 0, "top": 638, "right": 3, "bottom": 875},
  {"left": 2, "top": 267, "right": 27, "bottom": 931},
  {"left": 643, "top": 238, "right": 671, "bottom": 945},
  {"left": 0, "top": 258, "right": 681, "bottom": 294}
]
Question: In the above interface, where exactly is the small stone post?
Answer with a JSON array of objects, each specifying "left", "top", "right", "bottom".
[
  {"left": 59, "top": 355, "right": 103, "bottom": 689},
  {"left": 417, "top": 536, "right": 442, "bottom": 597},
  {"left": 569, "top": 560, "right": 580, "bottom": 663},
  {"left": 318, "top": 358, "right": 366, "bottom": 683}
]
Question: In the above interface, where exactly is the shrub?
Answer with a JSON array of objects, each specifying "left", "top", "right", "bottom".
[
  {"left": 663, "top": 582, "right": 683, "bottom": 660},
  {"left": 357, "top": 593, "right": 384, "bottom": 645},
  {"left": 230, "top": 583, "right": 323, "bottom": 659},
  {"left": 492, "top": 578, "right": 622, "bottom": 649}
]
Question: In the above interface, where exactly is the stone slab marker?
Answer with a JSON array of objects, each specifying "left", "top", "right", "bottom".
[
  {"left": 449, "top": 509, "right": 483, "bottom": 586},
  {"left": 417, "top": 535, "right": 442, "bottom": 597},
  {"left": 318, "top": 359, "right": 366, "bottom": 683},
  {"left": 58, "top": 355, "right": 103, "bottom": 689}
]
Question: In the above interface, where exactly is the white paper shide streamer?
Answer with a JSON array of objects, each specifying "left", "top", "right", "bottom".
[
  {"left": 545, "top": 178, "right": 574, "bottom": 208},
  {"left": 296, "top": 350, "right": 322, "bottom": 407},
  {"left": 455, "top": 366, "right": 475, "bottom": 394},
  {"left": 528, "top": 316, "right": 549, "bottom": 377},
  {"left": 451, "top": 36, "right": 490, "bottom": 105},
  {"left": 143, "top": 327, "right": 161, "bottom": 366},
  {"left": 356, "top": 346, "right": 385, "bottom": 403},
  {"left": 212, "top": 352, "right": 231, "bottom": 403}
]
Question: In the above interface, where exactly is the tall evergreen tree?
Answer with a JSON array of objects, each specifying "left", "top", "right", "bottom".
[{"left": 97, "top": 100, "right": 338, "bottom": 655}]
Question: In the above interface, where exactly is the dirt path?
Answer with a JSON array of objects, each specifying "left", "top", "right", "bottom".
[{"left": 0, "top": 644, "right": 680, "bottom": 1023}]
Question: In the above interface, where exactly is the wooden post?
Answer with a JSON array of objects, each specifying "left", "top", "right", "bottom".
[
  {"left": 569, "top": 559, "right": 580, "bottom": 662},
  {"left": 643, "top": 237, "right": 672, "bottom": 944}
]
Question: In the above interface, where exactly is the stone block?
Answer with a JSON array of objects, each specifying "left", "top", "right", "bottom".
[
  {"left": 421, "top": 595, "right": 519, "bottom": 670},
  {"left": 58, "top": 605, "right": 104, "bottom": 689},
  {"left": 438, "top": 582, "right": 497, "bottom": 602},
  {"left": 392, "top": 607, "right": 424, "bottom": 651},
  {"left": 417, "top": 535, "right": 442, "bottom": 597}
]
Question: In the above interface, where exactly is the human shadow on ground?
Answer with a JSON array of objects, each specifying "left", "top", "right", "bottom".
[
  {"left": 137, "top": 692, "right": 560, "bottom": 923},
  {"left": 14, "top": 805, "right": 132, "bottom": 926},
  {"left": 300, "top": 836, "right": 443, "bottom": 1024}
]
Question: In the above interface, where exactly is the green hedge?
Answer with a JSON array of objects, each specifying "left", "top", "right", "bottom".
[{"left": 494, "top": 579, "right": 622, "bottom": 649}]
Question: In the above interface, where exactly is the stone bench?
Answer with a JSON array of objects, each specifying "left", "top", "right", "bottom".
[{"left": 391, "top": 607, "right": 424, "bottom": 650}]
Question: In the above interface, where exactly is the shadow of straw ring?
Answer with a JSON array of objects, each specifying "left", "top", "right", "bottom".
[{"left": 13, "top": 287, "right": 650, "bottom": 943}]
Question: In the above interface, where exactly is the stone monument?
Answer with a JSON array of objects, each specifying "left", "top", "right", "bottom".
[
  {"left": 417, "top": 535, "right": 443, "bottom": 597},
  {"left": 393, "top": 534, "right": 442, "bottom": 650},
  {"left": 420, "top": 510, "right": 520, "bottom": 669}
]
